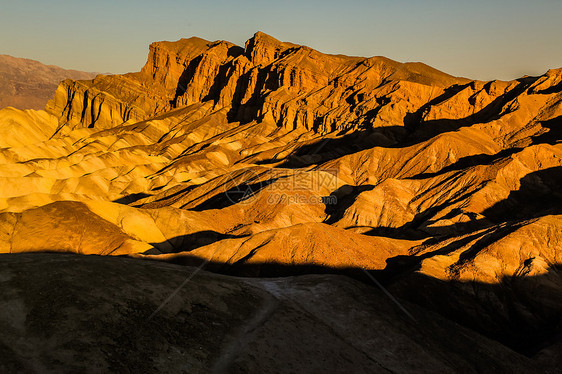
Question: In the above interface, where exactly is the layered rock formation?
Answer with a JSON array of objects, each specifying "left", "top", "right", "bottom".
[
  {"left": 45, "top": 32, "right": 469, "bottom": 132},
  {"left": 0, "top": 55, "right": 98, "bottom": 110},
  {"left": 0, "top": 32, "right": 561, "bottom": 370}
]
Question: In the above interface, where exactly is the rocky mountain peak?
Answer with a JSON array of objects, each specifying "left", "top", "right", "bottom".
[
  {"left": 46, "top": 32, "right": 472, "bottom": 133},
  {"left": 1, "top": 31, "right": 562, "bottom": 371},
  {"left": 244, "top": 31, "right": 295, "bottom": 65}
]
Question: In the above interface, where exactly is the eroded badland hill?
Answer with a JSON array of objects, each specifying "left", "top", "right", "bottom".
[{"left": 0, "top": 32, "right": 561, "bottom": 372}]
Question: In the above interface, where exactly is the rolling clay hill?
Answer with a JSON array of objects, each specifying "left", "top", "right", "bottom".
[
  {"left": 0, "top": 55, "right": 98, "bottom": 110},
  {"left": 0, "top": 32, "right": 561, "bottom": 372}
]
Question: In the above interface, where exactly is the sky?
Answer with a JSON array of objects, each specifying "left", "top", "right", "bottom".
[{"left": 0, "top": 0, "right": 560, "bottom": 81}]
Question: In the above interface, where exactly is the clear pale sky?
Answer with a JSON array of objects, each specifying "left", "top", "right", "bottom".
[{"left": 1, "top": 0, "right": 560, "bottom": 81}]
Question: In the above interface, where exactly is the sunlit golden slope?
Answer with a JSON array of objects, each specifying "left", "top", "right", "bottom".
[{"left": 0, "top": 32, "right": 561, "bottom": 363}]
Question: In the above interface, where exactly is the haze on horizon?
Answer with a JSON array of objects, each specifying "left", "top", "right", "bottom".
[{"left": 0, "top": 0, "right": 560, "bottom": 81}]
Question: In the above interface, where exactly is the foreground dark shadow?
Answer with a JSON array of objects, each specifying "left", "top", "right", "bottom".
[
  {"left": 138, "top": 250, "right": 562, "bottom": 360},
  {"left": 2, "top": 252, "right": 551, "bottom": 373}
]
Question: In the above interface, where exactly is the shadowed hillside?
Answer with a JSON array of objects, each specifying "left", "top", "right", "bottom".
[
  {"left": 0, "top": 253, "right": 552, "bottom": 373},
  {"left": 0, "top": 32, "right": 561, "bottom": 372}
]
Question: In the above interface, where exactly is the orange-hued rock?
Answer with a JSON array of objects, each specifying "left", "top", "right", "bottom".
[
  {"left": 1, "top": 32, "right": 562, "bottom": 366},
  {"left": 45, "top": 31, "right": 469, "bottom": 133},
  {"left": 0, "top": 201, "right": 150, "bottom": 255},
  {"left": 137, "top": 222, "right": 419, "bottom": 273}
]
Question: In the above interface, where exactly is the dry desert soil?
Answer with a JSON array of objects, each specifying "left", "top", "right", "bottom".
[{"left": 0, "top": 32, "right": 561, "bottom": 373}]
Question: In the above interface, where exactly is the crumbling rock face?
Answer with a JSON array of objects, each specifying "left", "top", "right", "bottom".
[
  {"left": 1, "top": 32, "right": 562, "bottom": 370},
  {"left": 46, "top": 32, "right": 471, "bottom": 133}
]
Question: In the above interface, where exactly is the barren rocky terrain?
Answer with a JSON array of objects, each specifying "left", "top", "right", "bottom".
[
  {"left": 0, "top": 55, "right": 97, "bottom": 110},
  {"left": 0, "top": 32, "right": 560, "bottom": 372}
]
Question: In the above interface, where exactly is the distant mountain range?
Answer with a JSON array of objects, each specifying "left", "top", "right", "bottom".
[{"left": 0, "top": 54, "right": 98, "bottom": 110}]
